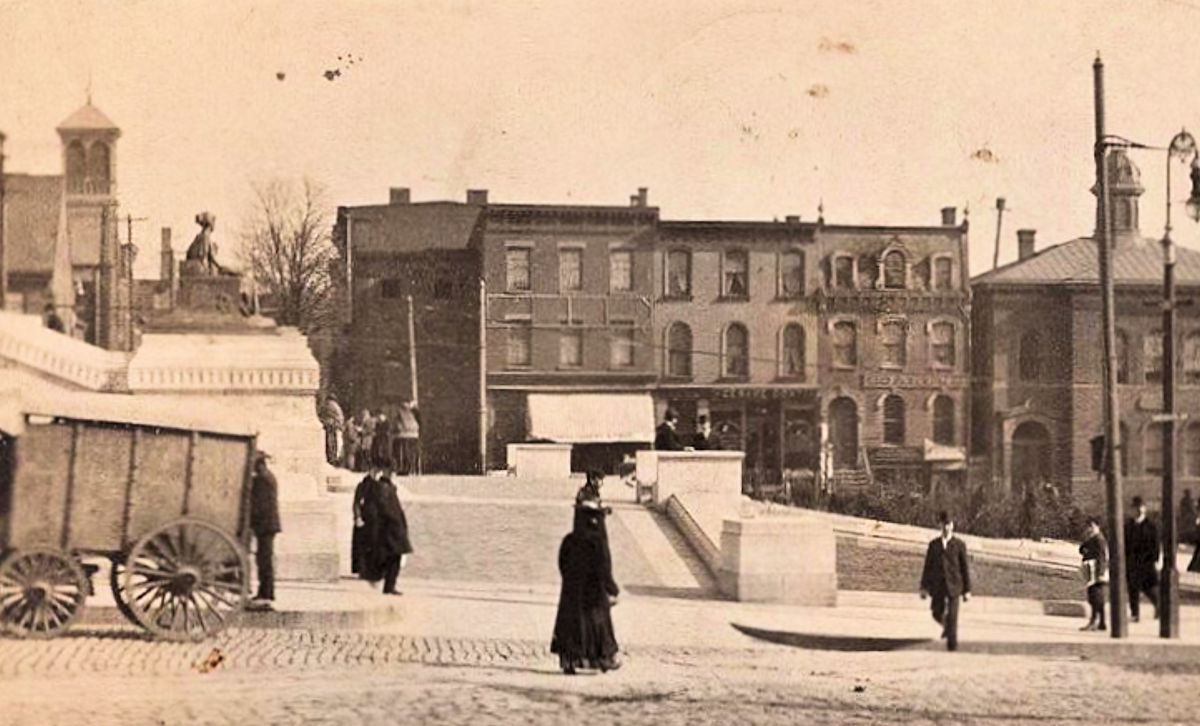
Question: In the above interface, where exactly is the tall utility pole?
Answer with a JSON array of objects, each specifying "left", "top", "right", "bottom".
[
  {"left": 478, "top": 278, "right": 488, "bottom": 474},
  {"left": 1093, "top": 55, "right": 1129, "bottom": 638},
  {"left": 406, "top": 294, "right": 419, "bottom": 407},
  {"left": 124, "top": 213, "right": 149, "bottom": 250}
]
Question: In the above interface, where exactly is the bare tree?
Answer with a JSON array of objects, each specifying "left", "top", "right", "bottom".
[{"left": 238, "top": 177, "right": 338, "bottom": 330}]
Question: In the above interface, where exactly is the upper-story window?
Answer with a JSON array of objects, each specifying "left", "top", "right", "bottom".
[
  {"left": 882, "top": 250, "right": 906, "bottom": 289},
  {"left": 930, "top": 322, "right": 956, "bottom": 368},
  {"left": 779, "top": 250, "right": 804, "bottom": 298},
  {"left": 833, "top": 254, "right": 855, "bottom": 290},
  {"left": 1116, "top": 329, "right": 1130, "bottom": 384},
  {"left": 1183, "top": 331, "right": 1200, "bottom": 385},
  {"left": 932, "top": 395, "right": 955, "bottom": 445},
  {"left": 610, "top": 321, "right": 635, "bottom": 368},
  {"left": 558, "top": 248, "right": 582, "bottom": 292},
  {"left": 1145, "top": 422, "right": 1166, "bottom": 475},
  {"left": 559, "top": 328, "right": 582, "bottom": 367},
  {"left": 506, "top": 321, "right": 532, "bottom": 367},
  {"left": 506, "top": 247, "right": 531, "bottom": 292},
  {"left": 724, "top": 323, "right": 749, "bottom": 378},
  {"left": 722, "top": 250, "right": 749, "bottom": 298},
  {"left": 780, "top": 323, "right": 805, "bottom": 379},
  {"left": 666, "top": 249, "right": 691, "bottom": 298},
  {"left": 667, "top": 322, "right": 692, "bottom": 378},
  {"left": 832, "top": 321, "right": 857, "bottom": 368},
  {"left": 932, "top": 257, "right": 953, "bottom": 291},
  {"left": 879, "top": 320, "right": 907, "bottom": 368},
  {"left": 882, "top": 394, "right": 906, "bottom": 445},
  {"left": 1145, "top": 331, "right": 1163, "bottom": 384},
  {"left": 610, "top": 249, "right": 633, "bottom": 292},
  {"left": 1019, "top": 330, "right": 1041, "bottom": 381}
]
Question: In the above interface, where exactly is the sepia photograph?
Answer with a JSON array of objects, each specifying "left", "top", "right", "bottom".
[{"left": 2, "top": 1, "right": 1200, "bottom": 723}]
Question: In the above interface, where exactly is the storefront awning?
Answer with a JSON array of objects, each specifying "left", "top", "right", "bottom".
[{"left": 527, "top": 393, "right": 656, "bottom": 444}]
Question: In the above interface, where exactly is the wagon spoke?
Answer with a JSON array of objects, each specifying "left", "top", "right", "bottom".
[
  {"left": 0, "top": 549, "right": 86, "bottom": 638},
  {"left": 196, "top": 583, "right": 236, "bottom": 611}
]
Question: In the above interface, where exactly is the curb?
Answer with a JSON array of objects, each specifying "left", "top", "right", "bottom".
[{"left": 80, "top": 601, "right": 404, "bottom": 630}]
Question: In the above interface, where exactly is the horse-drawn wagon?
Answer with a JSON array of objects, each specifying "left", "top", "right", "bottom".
[{"left": 0, "top": 391, "right": 257, "bottom": 641}]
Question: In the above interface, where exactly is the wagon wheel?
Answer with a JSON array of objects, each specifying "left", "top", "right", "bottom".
[
  {"left": 122, "top": 518, "right": 249, "bottom": 641},
  {"left": 108, "top": 559, "right": 138, "bottom": 625},
  {"left": 0, "top": 547, "right": 88, "bottom": 638}
]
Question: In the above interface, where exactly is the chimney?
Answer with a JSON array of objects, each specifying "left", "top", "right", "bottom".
[
  {"left": 467, "top": 189, "right": 489, "bottom": 205},
  {"left": 160, "top": 228, "right": 176, "bottom": 306},
  {"left": 630, "top": 194, "right": 639, "bottom": 206},
  {"left": 940, "top": 206, "right": 957, "bottom": 226},
  {"left": 637, "top": 187, "right": 648, "bottom": 207},
  {"left": 1017, "top": 229, "right": 1036, "bottom": 261},
  {"left": 785, "top": 215, "right": 801, "bottom": 224},
  {"left": 389, "top": 187, "right": 410, "bottom": 205}
]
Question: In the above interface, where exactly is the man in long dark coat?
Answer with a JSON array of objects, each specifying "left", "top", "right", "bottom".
[
  {"left": 654, "top": 409, "right": 684, "bottom": 451},
  {"left": 375, "top": 469, "right": 413, "bottom": 595},
  {"left": 351, "top": 468, "right": 382, "bottom": 581},
  {"left": 1079, "top": 517, "right": 1109, "bottom": 631},
  {"left": 919, "top": 510, "right": 971, "bottom": 651},
  {"left": 248, "top": 453, "right": 281, "bottom": 611},
  {"left": 1125, "top": 496, "right": 1160, "bottom": 622},
  {"left": 551, "top": 507, "right": 621, "bottom": 674}
]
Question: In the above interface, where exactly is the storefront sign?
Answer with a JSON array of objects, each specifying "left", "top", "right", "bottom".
[
  {"left": 664, "top": 387, "right": 818, "bottom": 401},
  {"left": 862, "top": 373, "right": 968, "bottom": 389}
]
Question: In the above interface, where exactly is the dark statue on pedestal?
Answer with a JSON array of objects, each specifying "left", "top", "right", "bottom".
[{"left": 184, "top": 211, "right": 234, "bottom": 277}]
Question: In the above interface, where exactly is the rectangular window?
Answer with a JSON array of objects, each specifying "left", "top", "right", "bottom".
[
  {"left": 610, "top": 322, "right": 635, "bottom": 368},
  {"left": 610, "top": 250, "right": 633, "bottom": 292},
  {"left": 833, "top": 321, "right": 857, "bottom": 367},
  {"left": 1145, "top": 333, "right": 1163, "bottom": 384},
  {"left": 506, "top": 247, "right": 531, "bottom": 292},
  {"left": 933, "top": 258, "right": 953, "bottom": 291},
  {"left": 780, "top": 251, "right": 804, "bottom": 298},
  {"left": 506, "top": 322, "right": 531, "bottom": 367},
  {"left": 1146, "top": 423, "right": 1165, "bottom": 475},
  {"left": 559, "top": 329, "right": 582, "bottom": 367},
  {"left": 880, "top": 321, "right": 906, "bottom": 368},
  {"left": 834, "top": 256, "right": 854, "bottom": 290},
  {"left": 558, "top": 248, "right": 582, "bottom": 292},
  {"left": 380, "top": 279, "right": 405, "bottom": 299},
  {"left": 723, "top": 250, "right": 749, "bottom": 298},
  {"left": 930, "top": 323, "right": 956, "bottom": 368},
  {"left": 666, "top": 250, "right": 691, "bottom": 298}
]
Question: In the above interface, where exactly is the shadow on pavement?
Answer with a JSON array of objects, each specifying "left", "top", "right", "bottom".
[{"left": 731, "top": 622, "right": 933, "bottom": 652}]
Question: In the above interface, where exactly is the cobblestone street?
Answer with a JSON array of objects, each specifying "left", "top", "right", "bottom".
[{"left": 3, "top": 628, "right": 1200, "bottom": 725}]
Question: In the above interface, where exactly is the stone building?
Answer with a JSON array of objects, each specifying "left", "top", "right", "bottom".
[
  {"left": 0, "top": 102, "right": 133, "bottom": 351},
  {"left": 971, "top": 149, "right": 1200, "bottom": 509}
]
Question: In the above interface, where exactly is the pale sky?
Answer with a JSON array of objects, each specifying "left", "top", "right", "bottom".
[{"left": 3, "top": 0, "right": 1200, "bottom": 279}]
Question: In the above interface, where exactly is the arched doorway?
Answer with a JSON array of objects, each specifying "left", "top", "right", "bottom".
[
  {"left": 829, "top": 397, "right": 859, "bottom": 469},
  {"left": 1011, "top": 421, "right": 1051, "bottom": 492}
]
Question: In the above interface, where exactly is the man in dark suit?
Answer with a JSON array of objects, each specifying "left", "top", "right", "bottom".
[
  {"left": 1124, "top": 495, "right": 1159, "bottom": 622},
  {"left": 691, "top": 415, "right": 714, "bottom": 450},
  {"left": 654, "top": 409, "right": 684, "bottom": 451},
  {"left": 248, "top": 452, "right": 281, "bottom": 611},
  {"left": 920, "top": 510, "right": 971, "bottom": 651}
]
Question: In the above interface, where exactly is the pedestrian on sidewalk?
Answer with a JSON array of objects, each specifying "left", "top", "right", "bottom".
[
  {"left": 343, "top": 414, "right": 360, "bottom": 472},
  {"left": 359, "top": 409, "right": 377, "bottom": 470},
  {"left": 248, "top": 452, "right": 281, "bottom": 612},
  {"left": 1124, "top": 496, "right": 1160, "bottom": 623},
  {"left": 320, "top": 394, "right": 345, "bottom": 466},
  {"left": 371, "top": 411, "right": 393, "bottom": 472},
  {"left": 1188, "top": 512, "right": 1200, "bottom": 574},
  {"left": 1078, "top": 516, "right": 1109, "bottom": 632},
  {"left": 351, "top": 467, "right": 382, "bottom": 581},
  {"left": 654, "top": 409, "right": 684, "bottom": 451},
  {"left": 394, "top": 401, "right": 421, "bottom": 475},
  {"left": 551, "top": 506, "right": 621, "bottom": 674},
  {"left": 375, "top": 467, "right": 413, "bottom": 596},
  {"left": 919, "top": 510, "right": 971, "bottom": 651}
]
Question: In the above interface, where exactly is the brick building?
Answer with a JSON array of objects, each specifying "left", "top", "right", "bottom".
[
  {"left": 971, "top": 149, "right": 1200, "bottom": 509},
  {"left": 0, "top": 102, "right": 133, "bottom": 350},
  {"left": 654, "top": 209, "right": 970, "bottom": 491}
]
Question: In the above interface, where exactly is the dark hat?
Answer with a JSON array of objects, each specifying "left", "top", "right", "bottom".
[
  {"left": 255, "top": 450, "right": 272, "bottom": 462},
  {"left": 664, "top": 408, "right": 679, "bottom": 422},
  {"left": 1132, "top": 495, "right": 1144, "bottom": 507},
  {"left": 937, "top": 510, "right": 952, "bottom": 524}
]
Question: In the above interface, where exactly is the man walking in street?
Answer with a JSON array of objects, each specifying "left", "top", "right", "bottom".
[
  {"left": 1125, "top": 496, "right": 1160, "bottom": 622},
  {"left": 248, "top": 452, "right": 281, "bottom": 612},
  {"left": 376, "top": 467, "right": 413, "bottom": 596},
  {"left": 920, "top": 511, "right": 971, "bottom": 651}
]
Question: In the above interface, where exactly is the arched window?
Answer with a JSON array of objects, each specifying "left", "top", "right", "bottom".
[
  {"left": 780, "top": 324, "right": 804, "bottom": 379},
  {"left": 87, "top": 141, "right": 110, "bottom": 194},
  {"left": 882, "top": 394, "right": 906, "bottom": 445},
  {"left": 1116, "top": 329, "right": 1130, "bottom": 384},
  {"left": 879, "top": 320, "right": 906, "bottom": 368},
  {"left": 933, "top": 395, "right": 955, "bottom": 445},
  {"left": 1183, "top": 331, "right": 1200, "bottom": 385},
  {"left": 832, "top": 321, "right": 857, "bottom": 367},
  {"left": 1184, "top": 423, "right": 1200, "bottom": 477},
  {"left": 1145, "top": 422, "right": 1166, "bottom": 475},
  {"left": 1019, "top": 330, "right": 1041, "bottom": 381},
  {"left": 883, "top": 251, "right": 906, "bottom": 289},
  {"left": 65, "top": 140, "right": 86, "bottom": 193},
  {"left": 829, "top": 397, "right": 859, "bottom": 468},
  {"left": 667, "top": 322, "right": 692, "bottom": 378},
  {"left": 930, "top": 322, "right": 956, "bottom": 368},
  {"left": 780, "top": 251, "right": 804, "bottom": 298},
  {"left": 1145, "top": 331, "right": 1163, "bottom": 384},
  {"left": 724, "top": 323, "right": 749, "bottom": 378}
]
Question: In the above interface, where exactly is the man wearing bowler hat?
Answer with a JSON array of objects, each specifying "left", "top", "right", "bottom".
[
  {"left": 248, "top": 451, "right": 281, "bottom": 611},
  {"left": 920, "top": 510, "right": 971, "bottom": 651}
]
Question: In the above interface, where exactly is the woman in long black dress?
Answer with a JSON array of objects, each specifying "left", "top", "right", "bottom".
[
  {"left": 551, "top": 507, "right": 620, "bottom": 674},
  {"left": 351, "top": 468, "right": 382, "bottom": 581},
  {"left": 375, "top": 469, "right": 413, "bottom": 595}
]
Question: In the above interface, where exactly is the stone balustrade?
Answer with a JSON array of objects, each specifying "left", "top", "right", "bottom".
[{"left": 0, "top": 312, "right": 129, "bottom": 391}]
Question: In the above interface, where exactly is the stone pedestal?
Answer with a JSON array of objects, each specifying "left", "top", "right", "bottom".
[
  {"left": 506, "top": 443, "right": 572, "bottom": 479},
  {"left": 718, "top": 516, "right": 838, "bottom": 605},
  {"left": 127, "top": 329, "right": 339, "bottom": 581},
  {"left": 649, "top": 450, "right": 744, "bottom": 545}
]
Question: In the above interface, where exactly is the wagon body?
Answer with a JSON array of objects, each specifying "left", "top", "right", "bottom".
[{"left": 0, "top": 391, "right": 258, "bottom": 640}]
